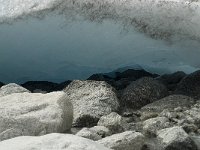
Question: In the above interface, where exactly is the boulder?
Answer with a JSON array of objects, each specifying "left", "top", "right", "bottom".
[
  {"left": 143, "top": 117, "right": 170, "bottom": 136},
  {"left": 141, "top": 95, "right": 195, "bottom": 114},
  {"left": 175, "top": 70, "right": 200, "bottom": 98},
  {"left": 0, "top": 92, "right": 73, "bottom": 141},
  {"left": 64, "top": 80, "right": 119, "bottom": 127},
  {"left": 157, "top": 126, "right": 198, "bottom": 150},
  {"left": 121, "top": 77, "right": 168, "bottom": 109},
  {"left": 0, "top": 133, "right": 110, "bottom": 150},
  {"left": 157, "top": 71, "right": 186, "bottom": 91},
  {"left": 90, "top": 126, "right": 111, "bottom": 138},
  {"left": 76, "top": 126, "right": 111, "bottom": 141},
  {"left": 76, "top": 128, "right": 102, "bottom": 141},
  {"left": 97, "top": 112, "right": 124, "bottom": 134},
  {"left": 0, "top": 83, "right": 30, "bottom": 97},
  {"left": 97, "top": 131, "right": 145, "bottom": 150}
]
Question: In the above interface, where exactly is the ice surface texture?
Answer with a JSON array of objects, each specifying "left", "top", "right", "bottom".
[{"left": 0, "top": 0, "right": 200, "bottom": 40}]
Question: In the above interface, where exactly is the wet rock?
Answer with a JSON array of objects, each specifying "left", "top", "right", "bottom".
[
  {"left": 157, "top": 126, "right": 198, "bottom": 150},
  {"left": 121, "top": 77, "right": 168, "bottom": 109},
  {"left": 0, "top": 92, "right": 73, "bottom": 141},
  {"left": 97, "top": 112, "right": 124, "bottom": 134},
  {"left": 64, "top": 80, "right": 119, "bottom": 127},
  {"left": 175, "top": 70, "right": 200, "bottom": 98},
  {"left": 0, "top": 83, "right": 30, "bottom": 97},
  {"left": 0, "top": 133, "right": 110, "bottom": 150},
  {"left": 97, "top": 131, "right": 145, "bottom": 150}
]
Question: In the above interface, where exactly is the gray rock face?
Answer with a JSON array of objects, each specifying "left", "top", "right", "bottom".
[
  {"left": 143, "top": 117, "right": 170, "bottom": 136},
  {"left": 157, "top": 126, "right": 198, "bottom": 150},
  {"left": 0, "top": 92, "right": 73, "bottom": 141},
  {"left": 175, "top": 70, "right": 200, "bottom": 98},
  {"left": 64, "top": 80, "right": 119, "bottom": 127},
  {"left": 121, "top": 77, "right": 168, "bottom": 109},
  {"left": 97, "top": 112, "right": 124, "bottom": 134},
  {"left": 76, "top": 126, "right": 111, "bottom": 141},
  {"left": 141, "top": 95, "right": 195, "bottom": 114},
  {"left": 182, "top": 101, "right": 200, "bottom": 131},
  {"left": 0, "top": 83, "right": 30, "bottom": 97},
  {"left": 97, "top": 131, "right": 145, "bottom": 150},
  {"left": 76, "top": 128, "right": 102, "bottom": 141},
  {"left": 0, "top": 133, "right": 111, "bottom": 150},
  {"left": 90, "top": 126, "right": 111, "bottom": 138}
]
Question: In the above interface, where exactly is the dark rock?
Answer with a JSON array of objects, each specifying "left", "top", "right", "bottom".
[
  {"left": 55, "top": 80, "right": 72, "bottom": 91},
  {"left": 88, "top": 69, "right": 159, "bottom": 90},
  {"left": 191, "top": 136, "right": 200, "bottom": 150},
  {"left": 0, "top": 82, "right": 5, "bottom": 88},
  {"left": 115, "top": 69, "right": 158, "bottom": 81},
  {"left": 175, "top": 70, "right": 200, "bottom": 99},
  {"left": 87, "top": 74, "right": 113, "bottom": 81},
  {"left": 157, "top": 71, "right": 186, "bottom": 91},
  {"left": 21, "top": 81, "right": 59, "bottom": 93},
  {"left": 21, "top": 81, "right": 71, "bottom": 93},
  {"left": 121, "top": 77, "right": 168, "bottom": 109},
  {"left": 112, "top": 78, "right": 132, "bottom": 90}
]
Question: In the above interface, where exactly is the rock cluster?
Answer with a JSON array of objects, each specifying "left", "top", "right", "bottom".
[{"left": 0, "top": 69, "right": 200, "bottom": 150}]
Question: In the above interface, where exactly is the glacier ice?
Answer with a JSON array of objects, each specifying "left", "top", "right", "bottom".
[{"left": 0, "top": 0, "right": 200, "bottom": 40}]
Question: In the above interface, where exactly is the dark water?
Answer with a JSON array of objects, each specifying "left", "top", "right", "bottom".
[{"left": 0, "top": 14, "right": 199, "bottom": 83}]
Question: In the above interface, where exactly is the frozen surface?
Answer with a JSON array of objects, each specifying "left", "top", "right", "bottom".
[
  {"left": 0, "top": 0, "right": 200, "bottom": 83},
  {"left": 1, "top": 0, "right": 200, "bottom": 40}
]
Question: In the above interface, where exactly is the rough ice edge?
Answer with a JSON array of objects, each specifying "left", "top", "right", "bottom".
[{"left": 0, "top": 0, "right": 200, "bottom": 39}]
